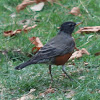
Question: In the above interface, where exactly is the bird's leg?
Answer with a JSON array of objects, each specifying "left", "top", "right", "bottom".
[
  {"left": 62, "top": 65, "right": 72, "bottom": 81},
  {"left": 49, "top": 65, "right": 53, "bottom": 82}
]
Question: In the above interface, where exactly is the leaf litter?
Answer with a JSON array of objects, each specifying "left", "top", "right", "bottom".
[
  {"left": 39, "top": 87, "right": 55, "bottom": 97},
  {"left": 69, "top": 7, "right": 81, "bottom": 16},
  {"left": 16, "top": 0, "right": 56, "bottom": 12},
  {"left": 75, "top": 26, "right": 100, "bottom": 34},
  {"left": 17, "top": 88, "right": 36, "bottom": 100},
  {"left": 65, "top": 89, "right": 75, "bottom": 99},
  {"left": 4, "top": 24, "right": 37, "bottom": 36},
  {"left": 78, "top": 76, "right": 86, "bottom": 80},
  {"left": 69, "top": 48, "right": 90, "bottom": 60},
  {"left": 30, "top": 2, "right": 45, "bottom": 11},
  {"left": 29, "top": 37, "right": 43, "bottom": 54},
  {"left": 95, "top": 52, "right": 100, "bottom": 56}
]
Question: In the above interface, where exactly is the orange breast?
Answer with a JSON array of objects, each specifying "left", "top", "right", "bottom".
[{"left": 54, "top": 53, "right": 72, "bottom": 65}]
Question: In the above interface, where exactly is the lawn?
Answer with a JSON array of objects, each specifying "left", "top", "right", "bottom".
[{"left": 0, "top": 0, "right": 100, "bottom": 99}]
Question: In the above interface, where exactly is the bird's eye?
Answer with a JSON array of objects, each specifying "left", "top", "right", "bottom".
[{"left": 69, "top": 23, "right": 73, "bottom": 27}]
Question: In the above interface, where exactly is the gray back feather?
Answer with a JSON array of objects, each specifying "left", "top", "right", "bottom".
[{"left": 30, "top": 32, "right": 75, "bottom": 63}]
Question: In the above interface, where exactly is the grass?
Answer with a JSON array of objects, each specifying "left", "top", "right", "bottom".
[{"left": 0, "top": 0, "right": 100, "bottom": 99}]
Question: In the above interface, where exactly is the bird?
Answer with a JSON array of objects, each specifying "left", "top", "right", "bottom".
[{"left": 15, "top": 21, "right": 81, "bottom": 81}]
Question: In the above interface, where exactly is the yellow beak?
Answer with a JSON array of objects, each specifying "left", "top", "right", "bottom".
[{"left": 76, "top": 22, "right": 83, "bottom": 26}]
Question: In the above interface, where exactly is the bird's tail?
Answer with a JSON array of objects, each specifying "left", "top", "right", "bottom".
[{"left": 15, "top": 60, "right": 34, "bottom": 70}]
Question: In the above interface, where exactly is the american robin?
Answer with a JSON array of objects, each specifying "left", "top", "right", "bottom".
[{"left": 15, "top": 21, "right": 81, "bottom": 81}]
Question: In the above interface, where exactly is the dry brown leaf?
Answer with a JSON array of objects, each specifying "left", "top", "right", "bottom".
[
  {"left": 17, "top": 94, "right": 34, "bottom": 100},
  {"left": 17, "top": 88, "right": 36, "bottom": 100},
  {"left": 78, "top": 76, "right": 85, "bottom": 80},
  {"left": 24, "top": 24, "right": 37, "bottom": 32},
  {"left": 35, "top": 0, "right": 55, "bottom": 4},
  {"left": 75, "top": 26, "right": 100, "bottom": 34},
  {"left": 95, "top": 89, "right": 100, "bottom": 94},
  {"left": 29, "top": 88, "right": 36, "bottom": 94},
  {"left": 95, "top": 52, "right": 100, "bottom": 56},
  {"left": 44, "top": 87, "right": 55, "bottom": 94},
  {"left": 16, "top": 0, "right": 55, "bottom": 12},
  {"left": 4, "top": 24, "right": 37, "bottom": 36},
  {"left": 29, "top": 37, "right": 43, "bottom": 47},
  {"left": 69, "top": 48, "right": 90, "bottom": 60},
  {"left": 30, "top": 2, "right": 45, "bottom": 11},
  {"left": 29, "top": 37, "right": 43, "bottom": 54},
  {"left": 69, "top": 7, "right": 81, "bottom": 16},
  {"left": 84, "top": 62, "right": 88, "bottom": 66},
  {"left": 39, "top": 93, "right": 45, "bottom": 97},
  {"left": 35, "top": 0, "right": 47, "bottom": 3},
  {"left": 16, "top": 0, "right": 35, "bottom": 12},
  {"left": 65, "top": 90, "right": 75, "bottom": 98},
  {"left": 39, "top": 87, "right": 55, "bottom": 97}
]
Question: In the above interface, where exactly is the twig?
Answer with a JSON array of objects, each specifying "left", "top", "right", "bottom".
[{"left": 79, "top": 0, "right": 92, "bottom": 17}]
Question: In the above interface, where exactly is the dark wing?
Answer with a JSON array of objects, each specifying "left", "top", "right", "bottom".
[{"left": 32, "top": 34, "right": 75, "bottom": 61}]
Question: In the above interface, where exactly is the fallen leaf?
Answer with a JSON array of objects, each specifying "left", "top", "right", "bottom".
[
  {"left": 78, "top": 76, "right": 85, "bottom": 80},
  {"left": 16, "top": 0, "right": 35, "bottom": 12},
  {"left": 4, "top": 30, "right": 14, "bottom": 36},
  {"left": 35, "top": 0, "right": 47, "bottom": 3},
  {"left": 69, "top": 7, "right": 81, "bottom": 16},
  {"left": 17, "top": 88, "right": 36, "bottom": 100},
  {"left": 29, "top": 37, "right": 43, "bottom": 54},
  {"left": 39, "top": 87, "right": 55, "bottom": 97},
  {"left": 75, "top": 26, "right": 100, "bottom": 34},
  {"left": 44, "top": 87, "right": 55, "bottom": 94},
  {"left": 16, "top": 0, "right": 55, "bottom": 12},
  {"left": 17, "top": 94, "right": 34, "bottom": 100},
  {"left": 69, "top": 48, "right": 90, "bottom": 60},
  {"left": 95, "top": 89, "right": 100, "bottom": 94},
  {"left": 24, "top": 24, "right": 37, "bottom": 32},
  {"left": 29, "top": 88, "right": 36, "bottom": 94},
  {"left": 84, "top": 62, "right": 88, "bottom": 66},
  {"left": 95, "top": 52, "right": 100, "bottom": 56},
  {"left": 39, "top": 93, "right": 45, "bottom": 97},
  {"left": 4, "top": 24, "right": 37, "bottom": 36},
  {"left": 65, "top": 90, "right": 75, "bottom": 98},
  {"left": 30, "top": 2, "right": 45, "bottom": 11},
  {"left": 35, "top": 0, "right": 55, "bottom": 4},
  {"left": 29, "top": 37, "right": 43, "bottom": 47}
]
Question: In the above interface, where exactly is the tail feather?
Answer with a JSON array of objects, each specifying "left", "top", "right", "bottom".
[{"left": 15, "top": 60, "right": 33, "bottom": 70}]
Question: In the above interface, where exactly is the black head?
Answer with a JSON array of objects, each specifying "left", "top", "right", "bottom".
[{"left": 60, "top": 21, "right": 76, "bottom": 35}]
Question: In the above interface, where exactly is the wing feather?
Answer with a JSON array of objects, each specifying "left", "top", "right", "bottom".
[{"left": 33, "top": 35, "right": 75, "bottom": 61}]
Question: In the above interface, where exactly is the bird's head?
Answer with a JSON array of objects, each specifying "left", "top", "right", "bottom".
[{"left": 60, "top": 21, "right": 82, "bottom": 35}]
